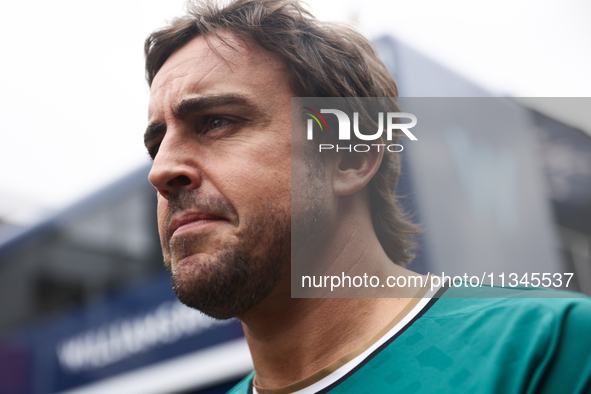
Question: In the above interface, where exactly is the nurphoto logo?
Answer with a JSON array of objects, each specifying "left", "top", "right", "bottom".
[{"left": 303, "top": 107, "right": 418, "bottom": 152}]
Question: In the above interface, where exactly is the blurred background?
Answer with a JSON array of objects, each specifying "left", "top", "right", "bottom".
[{"left": 0, "top": 0, "right": 590, "bottom": 393}]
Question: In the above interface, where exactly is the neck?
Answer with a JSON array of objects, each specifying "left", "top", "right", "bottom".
[
  {"left": 241, "top": 296, "right": 414, "bottom": 389},
  {"left": 237, "top": 195, "right": 420, "bottom": 389}
]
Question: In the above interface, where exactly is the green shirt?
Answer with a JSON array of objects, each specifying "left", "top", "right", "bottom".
[{"left": 228, "top": 286, "right": 591, "bottom": 393}]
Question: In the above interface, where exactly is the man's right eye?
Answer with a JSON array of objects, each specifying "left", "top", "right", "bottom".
[{"left": 147, "top": 144, "right": 160, "bottom": 160}]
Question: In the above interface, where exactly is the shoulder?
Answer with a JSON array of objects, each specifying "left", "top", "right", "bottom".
[
  {"left": 423, "top": 285, "right": 591, "bottom": 342},
  {"left": 226, "top": 372, "right": 254, "bottom": 394},
  {"left": 416, "top": 286, "right": 591, "bottom": 393},
  {"left": 429, "top": 284, "right": 591, "bottom": 319}
]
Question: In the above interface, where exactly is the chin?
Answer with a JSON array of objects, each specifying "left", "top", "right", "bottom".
[
  {"left": 163, "top": 203, "right": 291, "bottom": 319},
  {"left": 169, "top": 234, "right": 289, "bottom": 319}
]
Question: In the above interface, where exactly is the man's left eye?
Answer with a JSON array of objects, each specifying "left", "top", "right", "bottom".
[{"left": 206, "top": 117, "right": 231, "bottom": 131}]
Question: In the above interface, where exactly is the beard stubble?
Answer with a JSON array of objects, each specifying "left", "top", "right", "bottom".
[{"left": 162, "top": 190, "right": 290, "bottom": 320}]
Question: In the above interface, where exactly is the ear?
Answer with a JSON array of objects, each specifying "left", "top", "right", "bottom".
[{"left": 332, "top": 142, "right": 384, "bottom": 196}]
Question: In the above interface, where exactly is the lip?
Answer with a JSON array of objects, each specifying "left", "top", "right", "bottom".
[{"left": 168, "top": 212, "right": 228, "bottom": 238}]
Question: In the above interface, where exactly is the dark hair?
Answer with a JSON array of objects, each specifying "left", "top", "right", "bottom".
[{"left": 145, "top": 0, "right": 420, "bottom": 265}]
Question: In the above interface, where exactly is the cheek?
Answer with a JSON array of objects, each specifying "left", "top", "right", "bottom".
[
  {"left": 219, "top": 165, "right": 290, "bottom": 217},
  {"left": 216, "top": 143, "right": 291, "bottom": 202},
  {"left": 156, "top": 197, "right": 168, "bottom": 239},
  {"left": 251, "top": 160, "right": 290, "bottom": 206}
]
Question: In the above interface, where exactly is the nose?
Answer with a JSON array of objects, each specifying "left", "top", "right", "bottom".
[{"left": 148, "top": 134, "right": 201, "bottom": 199}]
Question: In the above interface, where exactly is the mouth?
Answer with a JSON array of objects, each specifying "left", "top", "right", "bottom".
[{"left": 168, "top": 212, "right": 229, "bottom": 238}]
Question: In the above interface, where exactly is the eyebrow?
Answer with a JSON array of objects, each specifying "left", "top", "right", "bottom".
[{"left": 144, "top": 94, "right": 264, "bottom": 149}]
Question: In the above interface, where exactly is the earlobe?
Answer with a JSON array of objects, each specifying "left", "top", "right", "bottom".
[{"left": 333, "top": 145, "right": 384, "bottom": 196}]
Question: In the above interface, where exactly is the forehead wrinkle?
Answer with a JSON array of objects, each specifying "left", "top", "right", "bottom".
[
  {"left": 152, "top": 65, "right": 230, "bottom": 124},
  {"left": 148, "top": 32, "right": 291, "bottom": 125},
  {"left": 151, "top": 57, "right": 212, "bottom": 99},
  {"left": 154, "top": 34, "right": 246, "bottom": 89},
  {"left": 149, "top": 45, "right": 244, "bottom": 122},
  {"left": 179, "top": 60, "right": 233, "bottom": 98}
]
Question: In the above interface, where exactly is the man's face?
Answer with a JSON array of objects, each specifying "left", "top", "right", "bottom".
[{"left": 146, "top": 34, "right": 294, "bottom": 319}]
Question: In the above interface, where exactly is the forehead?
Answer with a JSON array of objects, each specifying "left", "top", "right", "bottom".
[{"left": 149, "top": 33, "right": 291, "bottom": 120}]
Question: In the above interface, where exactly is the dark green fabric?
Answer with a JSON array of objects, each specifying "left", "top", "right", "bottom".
[{"left": 228, "top": 287, "right": 591, "bottom": 393}]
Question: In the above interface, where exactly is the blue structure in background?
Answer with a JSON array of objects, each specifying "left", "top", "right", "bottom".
[{"left": 0, "top": 273, "right": 247, "bottom": 394}]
